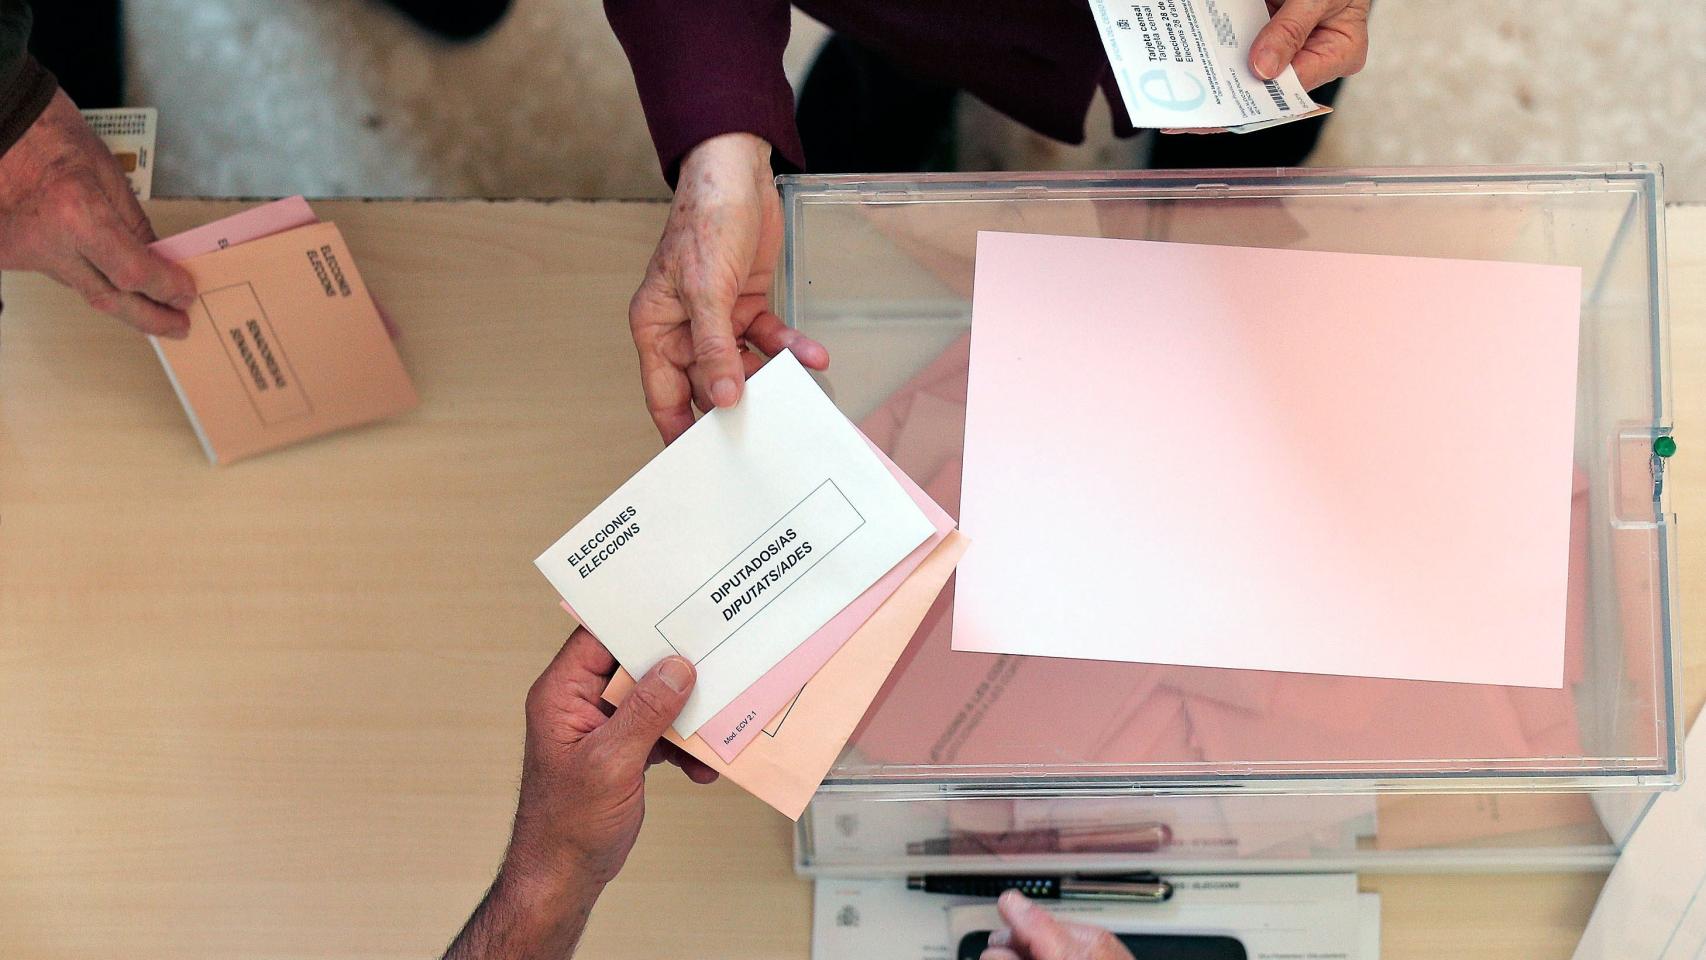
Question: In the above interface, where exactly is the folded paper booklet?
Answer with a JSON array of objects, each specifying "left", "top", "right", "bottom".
[
  {"left": 535, "top": 350, "right": 937, "bottom": 735},
  {"left": 150, "top": 214, "right": 417, "bottom": 464},
  {"left": 606, "top": 530, "right": 969, "bottom": 820}
]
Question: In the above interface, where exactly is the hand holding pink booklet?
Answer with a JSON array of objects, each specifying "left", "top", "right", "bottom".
[{"left": 147, "top": 198, "right": 414, "bottom": 463}]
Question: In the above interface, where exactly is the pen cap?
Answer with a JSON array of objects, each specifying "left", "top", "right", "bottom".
[{"left": 1059, "top": 878, "right": 1173, "bottom": 902}]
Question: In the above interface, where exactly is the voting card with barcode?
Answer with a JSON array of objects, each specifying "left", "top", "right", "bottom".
[
  {"left": 81, "top": 107, "right": 157, "bottom": 199},
  {"left": 1087, "top": 0, "right": 1329, "bottom": 132},
  {"left": 534, "top": 350, "right": 935, "bottom": 735}
]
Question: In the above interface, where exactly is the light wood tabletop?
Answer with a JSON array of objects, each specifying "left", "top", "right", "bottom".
[{"left": 1, "top": 199, "right": 1700, "bottom": 960}]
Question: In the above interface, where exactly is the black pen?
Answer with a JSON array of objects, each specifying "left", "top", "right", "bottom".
[{"left": 907, "top": 874, "right": 1173, "bottom": 903}]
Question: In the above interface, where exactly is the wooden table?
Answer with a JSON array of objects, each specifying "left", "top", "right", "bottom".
[{"left": 1, "top": 199, "right": 1700, "bottom": 959}]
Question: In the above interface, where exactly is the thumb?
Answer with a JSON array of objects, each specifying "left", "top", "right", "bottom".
[
  {"left": 1250, "top": 0, "right": 1326, "bottom": 80},
  {"left": 996, "top": 891, "right": 1074, "bottom": 960},
  {"left": 594, "top": 655, "right": 696, "bottom": 771}
]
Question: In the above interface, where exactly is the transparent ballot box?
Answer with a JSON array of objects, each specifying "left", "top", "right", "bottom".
[{"left": 775, "top": 165, "right": 1679, "bottom": 873}]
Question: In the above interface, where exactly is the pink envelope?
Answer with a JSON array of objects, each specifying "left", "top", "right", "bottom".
[
  {"left": 559, "top": 429, "right": 955, "bottom": 761},
  {"left": 150, "top": 196, "right": 318, "bottom": 262},
  {"left": 700, "top": 434, "right": 954, "bottom": 760},
  {"left": 151, "top": 197, "right": 400, "bottom": 343}
]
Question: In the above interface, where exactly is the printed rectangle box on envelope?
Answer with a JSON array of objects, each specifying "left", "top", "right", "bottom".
[{"left": 657, "top": 479, "right": 865, "bottom": 664}]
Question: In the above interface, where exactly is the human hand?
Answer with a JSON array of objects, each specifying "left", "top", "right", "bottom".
[
  {"left": 442, "top": 630, "right": 716, "bottom": 960},
  {"left": 504, "top": 629, "right": 717, "bottom": 891},
  {"left": 1251, "top": 0, "right": 1370, "bottom": 90},
  {"left": 628, "top": 131, "right": 829, "bottom": 443},
  {"left": 981, "top": 890, "right": 1135, "bottom": 960},
  {"left": 0, "top": 91, "right": 195, "bottom": 336}
]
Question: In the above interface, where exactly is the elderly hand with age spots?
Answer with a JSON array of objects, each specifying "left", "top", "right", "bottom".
[{"left": 626, "top": 131, "right": 830, "bottom": 444}]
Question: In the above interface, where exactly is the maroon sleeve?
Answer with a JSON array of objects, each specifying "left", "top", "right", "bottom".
[
  {"left": 603, "top": 0, "right": 803, "bottom": 186},
  {"left": 0, "top": 56, "right": 56, "bottom": 156},
  {"left": 1, "top": 0, "right": 59, "bottom": 159}
]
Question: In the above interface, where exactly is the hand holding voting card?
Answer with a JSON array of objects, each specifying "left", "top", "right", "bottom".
[
  {"left": 955, "top": 231, "right": 1582, "bottom": 688},
  {"left": 1086, "top": 0, "right": 1328, "bottom": 133},
  {"left": 535, "top": 351, "right": 937, "bottom": 736},
  {"left": 150, "top": 199, "right": 417, "bottom": 463}
]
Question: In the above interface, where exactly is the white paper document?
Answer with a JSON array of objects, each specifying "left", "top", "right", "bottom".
[
  {"left": 949, "top": 874, "right": 1374, "bottom": 960},
  {"left": 813, "top": 877, "right": 983, "bottom": 960},
  {"left": 534, "top": 351, "right": 934, "bottom": 734},
  {"left": 818, "top": 879, "right": 1378, "bottom": 960},
  {"left": 1571, "top": 711, "right": 1701, "bottom": 960},
  {"left": 1086, "top": 0, "right": 1326, "bottom": 133},
  {"left": 812, "top": 875, "right": 1377, "bottom": 960}
]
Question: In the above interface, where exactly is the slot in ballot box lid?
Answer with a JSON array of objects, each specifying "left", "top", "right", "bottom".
[{"left": 776, "top": 165, "right": 1679, "bottom": 805}]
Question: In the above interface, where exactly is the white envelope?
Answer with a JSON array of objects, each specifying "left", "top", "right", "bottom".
[{"left": 535, "top": 351, "right": 934, "bottom": 733}]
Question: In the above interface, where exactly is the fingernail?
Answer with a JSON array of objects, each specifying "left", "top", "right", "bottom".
[
  {"left": 710, "top": 378, "right": 739, "bottom": 407},
  {"left": 1253, "top": 48, "right": 1282, "bottom": 79},
  {"left": 656, "top": 656, "right": 693, "bottom": 693},
  {"left": 987, "top": 928, "right": 1012, "bottom": 948},
  {"left": 1001, "top": 889, "right": 1035, "bottom": 914}
]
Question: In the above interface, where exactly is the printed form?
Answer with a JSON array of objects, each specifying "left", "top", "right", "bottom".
[
  {"left": 536, "top": 351, "right": 935, "bottom": 734},
  {"left": 1088, "top": 0, "right": 1327, "bottom": 133}
]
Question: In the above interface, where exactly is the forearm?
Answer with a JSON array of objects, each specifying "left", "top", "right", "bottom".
[
  {"left": 443, "top": 865, "right": 606, "bottom": 960},
  {"left": 603, "top": 0, "right": 802, "bottom": 185},
  {"left": 0, "top": 1, "right": 58, "bottom": 157}
]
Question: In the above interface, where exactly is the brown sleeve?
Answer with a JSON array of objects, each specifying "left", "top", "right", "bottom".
[
  {"left": 1, "top": 1, "right": 60, "bottom": 158},
  {"left": 603, "top": 0, "right": 803, "bottom": 187}
]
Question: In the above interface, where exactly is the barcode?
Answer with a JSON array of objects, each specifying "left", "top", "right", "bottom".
[
  {"left": 1262, "top": 79, "right": 1290, "bottom": 112},
  {"left": 87, "top": 114, "right": 148, "bottom": 136}
]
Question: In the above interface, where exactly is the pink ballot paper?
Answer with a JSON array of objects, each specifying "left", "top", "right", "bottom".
[
  {"left": 605, "top": 531, "right": 970, "bottom": 820},
  {"left": 954, "top": 231, "right": 1582, "bottom": 688},
  {"left": 149, "top": 196, "right": 318, "bottom": 262},
  {"left": 563, "top": 432, "right": 956, "bottom": 762}
]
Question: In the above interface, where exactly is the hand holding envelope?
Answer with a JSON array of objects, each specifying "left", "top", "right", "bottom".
[
  {"left": 535, "top": 351, "right": 943, "bottom": 735},
  {"left": 440, "top": 628, "right": 723, "bottom": 958},
  {"left": 505, "top": 630, "right": 717, "bottom": 884},
  {"left": 534, "top": 350, "right": 966, "bottom": 817}
]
